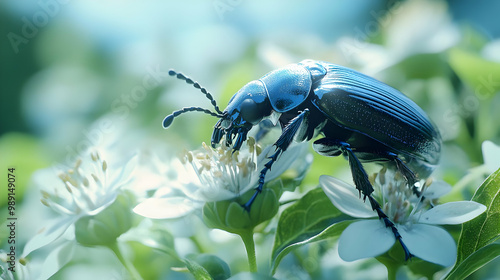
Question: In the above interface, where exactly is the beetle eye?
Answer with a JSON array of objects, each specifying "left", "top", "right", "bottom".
[{"left": 240, "top": 99, "right": 261, "bottom": 124}]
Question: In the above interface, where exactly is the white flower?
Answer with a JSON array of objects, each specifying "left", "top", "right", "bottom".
[
  {"left": 133, "top": 137, "right": 308, "bottom": 219},
  {"left": 320, "top": 169, "right": 486, "bottom": 266},
  {"left": 482, "top": 140, "right": 500, "bottom": 174},
  {"left": 23, "top": 150, "right": 136, "bottom": 257},
  {"left": 0, "top": 250, "right": 30, "bottom": 280}
]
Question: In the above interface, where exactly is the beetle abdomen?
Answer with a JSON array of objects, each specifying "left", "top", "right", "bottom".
[{"left": 309, "top": 62, "right": 441, "bottom": 168}]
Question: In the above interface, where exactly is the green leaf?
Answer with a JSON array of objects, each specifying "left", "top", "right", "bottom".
[
  {"left": 448, "top": 48, "right": 500, "bottom": 97},
  {"left": 188, "top": 254, "right": 231, "bottom": 280},
  {"left": 398, "top": 53, "right": 447, "bottom": 79},
  {"left": 185, "top": 258, "right": 213, "bottom": 280},
  {"left": 445, "top": 243, "right": 500, "bottom": 280},
  {"left": 445, "top": 168, "right": 500, "bottom": 279},
  {"left": 270, "top": 188, "right": 352, "bottom": 274}
]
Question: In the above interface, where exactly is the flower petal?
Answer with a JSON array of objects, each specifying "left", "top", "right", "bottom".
[
  {"left": 22, "top": 216, "right": 77, "bottom": 257},
  {"left": 263, "top": 143, "right": 308, "bottom": 182},
  {"left": 38, "top": 242, "right": 76, "bottom": 280},
  {"left": 133, "top": 197, "right": 200, "bottom": 219},
  {"left": 86, "top": 192, "right": 118, "bottom": 216},
  {"left": 338, "top": 220, "right": 395, "bottom": 261},
  {"left": 320, "top": 175, "right": 376, "bottom": 218},
  {"left": 196, "top": 186, "right": 239, "bottom": 202},
  {"left": 482, "top": 140, "right": 500, "bottom": 173},
  {"left": 419, "top": 201, "right": 486, "bottom": 225},
  {"left": 422, "top": 180, "right": 452, "bottom": 199},
  {"left": 399, "top": 224, "right": 456, "bottom": 266}
]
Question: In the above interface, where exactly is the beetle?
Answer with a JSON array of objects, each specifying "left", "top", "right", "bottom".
[{"left": 162, "top": 59, "right": 441, "bottom": 260}]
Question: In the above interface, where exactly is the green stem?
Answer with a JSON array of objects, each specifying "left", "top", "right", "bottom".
[
  {"left": 386, "top": 265, "right": 397, "bottom": 280},
  {"left": 190, "top": 235, "right": 206, "bottom": 253},
  {"left": 376, "top": 256, "right": 400, "bottom": 280},
  {"left": 239, "top": 231, "right": 257, "bottom": 273},
  {"left": 109, "top": 242, "right": 143, "bottom": 280}
]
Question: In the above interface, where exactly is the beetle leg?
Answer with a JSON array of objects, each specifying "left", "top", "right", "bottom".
[
  {"left": 386, "top": 152, "right": 421, "bottom": 198},
  {"left": 313, "top": 139, "right": 373, "bottom": 199},
  {"left": 312, "top": 138, "right": 343, "bottom": 157},
  {"left": 340, "top": 143, "right": 374, "bottom": 199},
  {"left": 331, "top": 141, "right": 413, "bottom": 261},
  {"left": 242, "top": 109, "right": 309, "bottom": 211},
  {"left": 368, "top": 195, "right": 413, "bottom": 261},
  {"left": 211, "top": 119, "right": 225, "bottom": 147},
  {"left": 232, "top": 128, "right": 248, "bottom": 151}
]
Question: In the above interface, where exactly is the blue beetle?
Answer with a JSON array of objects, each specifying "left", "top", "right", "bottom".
[{"left": 163, "top": 60, "right": 441, "bottom": 260}]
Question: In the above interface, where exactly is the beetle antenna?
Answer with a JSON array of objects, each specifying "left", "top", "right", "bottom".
[
  {"left": 163, "top": 106, "right": 224, "bottom": 129},
  {"left": 168, "top": 70, "right": 223, "bottom": 114}
]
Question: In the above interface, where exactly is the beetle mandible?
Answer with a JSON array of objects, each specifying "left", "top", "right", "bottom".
[{"left": 163, "top": 59, "right": 442, "bottom": 260}]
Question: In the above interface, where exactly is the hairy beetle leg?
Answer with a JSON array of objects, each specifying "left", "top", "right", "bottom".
[
  {"left": 368, "top": 196, "right": 413, "bottom": 261},
  {"left": 386, "top": 152, "right": 421, "bottom": 197},
  {"left": 242, "top": 110, "right": 309, "bottom": 212},
  {"left": 242, "top": 149, "right": 283, "bottom": 211},
  {"left": 342, "top": 143, "right": 413, "bottom": 261},
  {"left": 385, "top": 152, "right": 432, "bottom": 206}
]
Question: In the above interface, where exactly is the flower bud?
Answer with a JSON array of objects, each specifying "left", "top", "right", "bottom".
[
  {"left": 202, "top": 187, "right": 280, "bottom": 233},
  {"left": 75, "top": 193, "right": 134, "bottom": 246}
]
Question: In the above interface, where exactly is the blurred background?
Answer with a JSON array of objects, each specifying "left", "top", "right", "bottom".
[{"left": 1, "top": 0, "right": 500, "bottom": 279}]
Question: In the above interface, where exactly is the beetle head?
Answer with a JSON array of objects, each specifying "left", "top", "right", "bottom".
[
  {"left": 162, "top": 70, "right": 274, "bottom": 152},
  {"left": 212, "top": 80, "right": 273, "bottom": 150}
]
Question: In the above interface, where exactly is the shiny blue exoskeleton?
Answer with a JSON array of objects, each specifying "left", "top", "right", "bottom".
[{"left": 163, "top": 60, "right": 442, "bottom": 261}]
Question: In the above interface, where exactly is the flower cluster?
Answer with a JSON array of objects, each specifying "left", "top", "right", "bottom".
[
  {"left": 21, "top": 150, "right": 136, "bottom": 279},
  {"left": 134, "top": 137, "right": 308, "bottom": 221},
  {"left": 19, "top": 130, "right": 494, "bottom": 279}
]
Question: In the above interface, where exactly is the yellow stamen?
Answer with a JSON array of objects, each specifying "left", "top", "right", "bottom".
[
  {"left": 41, "top": 190, "right": 50, "bottom": 199},
  {"left": 67, "top": 178, "right": 78, "bottom": 188},
  {"left": 424, "top": 177, "right": 433, "bottom": 188},
  {"left": 65, "top": 183, "right": 73, "bottom": 193},
  {"left": 200, "top": 160, "right": 211, "bottom": 172},
  {"left": 196, "top": 153, "right": 206, "bottom": 160},
  {"left": 179, "top": 150, "right": 188, "bottom": 164},
  {"left": 41, "top": 199, "right": 50, "bottom": 207},
  {"left": 256, "top": 145, "right": 262, "bottom": 156},
  {"left": 212, "top": 170, "right": 223, "bottom": 177},
  {"left": 58, "top": 173, "right": 68, "bottom": 182}
]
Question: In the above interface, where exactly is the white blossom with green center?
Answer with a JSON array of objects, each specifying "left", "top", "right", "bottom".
[
  {"left": 183, "top": 138, "right": 259, "bottom": 202},
  {"left": 134, "top": 137, "right": 308, "bottom": 219},
  {"left": 23, "top": 150, "right": 136, "bottom": 257},
  {"left": 320, "top": 168, "right": 486, "bottom": 266}
]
